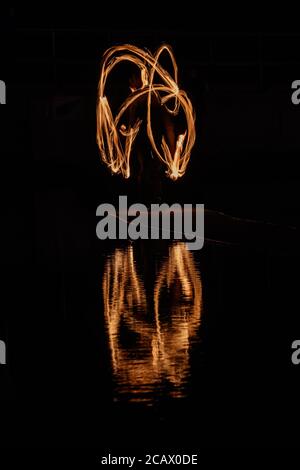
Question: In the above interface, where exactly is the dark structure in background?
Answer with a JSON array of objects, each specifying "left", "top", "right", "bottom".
[{"left": 3, "top": 9, "right": 300, "bottom": 224}]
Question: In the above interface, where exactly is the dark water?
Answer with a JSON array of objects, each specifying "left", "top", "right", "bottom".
[{"left": 4, "top": 188, "right": 298, "bottom": 449}]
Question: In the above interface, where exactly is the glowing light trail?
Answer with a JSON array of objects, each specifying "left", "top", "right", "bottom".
[
  {"left": 102, "top": 243, "right": 202, "bottom": 402},
  {"left": 96, "top": 44, "right": 196, "bottom": 180}
]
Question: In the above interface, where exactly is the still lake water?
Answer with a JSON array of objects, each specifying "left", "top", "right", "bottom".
[{"left": 32, "top": 190, "right": 300, "bottom": 447}]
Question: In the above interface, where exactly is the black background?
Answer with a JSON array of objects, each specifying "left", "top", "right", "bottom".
[{"left": 0, "top": 5, "right": 299, "bottom": 457}]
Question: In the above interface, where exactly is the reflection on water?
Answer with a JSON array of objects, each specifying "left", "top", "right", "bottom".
[{"left": 102, "top": 242, "right": 202, "bottom": 404}]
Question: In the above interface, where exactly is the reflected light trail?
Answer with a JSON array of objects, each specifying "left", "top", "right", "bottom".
[{"left": 102, "top": 242, "right": 202, "bottom": 403}]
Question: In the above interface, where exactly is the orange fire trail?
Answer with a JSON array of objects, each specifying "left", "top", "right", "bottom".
[
  {"left": 96, "top": 44, "right": 196, "bottom": 180},
  {"left": 102, "top": 243, "right": 202, "bottom": 401}
]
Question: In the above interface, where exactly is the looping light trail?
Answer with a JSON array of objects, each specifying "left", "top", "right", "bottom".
[
  {"left": 96, "top": 44, "right": 196, "bottom": 180},
  {"left": 102, "top": 242, "right": 202, "bottom": 402}
]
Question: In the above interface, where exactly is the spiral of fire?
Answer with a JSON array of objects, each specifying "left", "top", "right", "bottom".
[{"left": 96, "top": 44, "right": 196, "bottom": 180}]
